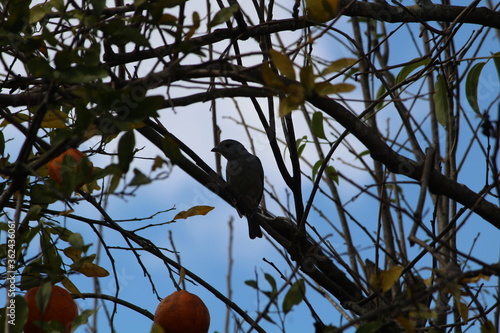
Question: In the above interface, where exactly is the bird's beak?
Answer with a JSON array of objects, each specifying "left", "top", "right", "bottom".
[{"left": 211, "top": 146, "right": 220, "bottom": 153}]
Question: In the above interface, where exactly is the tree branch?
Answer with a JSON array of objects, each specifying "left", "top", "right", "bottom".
[{"left": 307, "top": 94, "right": 500, "bottom": 229}]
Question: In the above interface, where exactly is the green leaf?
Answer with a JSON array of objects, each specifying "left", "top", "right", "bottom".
[
  {"left": 326, "top": 165, "right": 339, "bottom": 184},
  {"left": 72, "top": 309, "right": 98, "bottom": 331},
  {"left": 19, "top": 259, "right": 44, "bottom": 290},
  {"left": 30, "top": 184, "right": 60, "bottom": 205},
  {"left": 109, "top": 169, "right": 122, "bottom": 193},
  {"left": 90, "top": 0, "right": 106, "bottom": 14},
  {"left": 433, "top": 74, "right": 449, "bottom": 128},
  {"left": 36, "top": 282, "right": 54, "bottom": 314},
  {"left": 40, "top": 229, "right": 62, "bottom": 279},
  {"left": 48, "top": 226, "right": 73, "bottom": 242},
  {"left": 295, "top": 135, "right": 307, "bottom": 158},
  {"left": 128, "top": 95, "right": 164, "bottom": 121},
  {"left": 26, "top": 205, "right": 42, "bottom": 220},
  {"left": 68, "top": 233, "right": 85, "bottom": 250},
  {"left": 356, "top": 321, "right": 385, "bottom": 333},
  {"left": 355, "top": 150, "right": 370, "bottom": 159},
  {"left": 101, "top": 18, "right": 149, "bottom": 46},
  {"left": 129, "top": 168, "right": 151, "bottom": 186},
  {"left": 264, "top": 273, "right": 277, "bottom": 294},
  {"left": 59, "top": 66, "right": 108, "bottom": 84},
  {"left": 322, "top": 58, "right": 357, "bottom": 76},
  {"left": 375, "top": 84, "right": 387, "bottom": 111},
  {"left": 395, "top": 58, "right": 430, "bottom": 85},
  {"left": 118, "top": 130, "right": 135, "bottom": 173},
  {"left": 82, "top": 43, "right": 101, "bottom": 66},
  {"left": 312, "top": 159, "right": 323, "bottom": 181},
  {"left": 4, "top": 0, "right": 30, "bottom": 32},
  {"left": 465, "top": 62, "right": 486, "bottom": 114},
  {"left": 311, "top": 111, "right": 326, "bottom": 139},
  {"left": 208, "top": 4, "right": 239, "bottom": 28},
  {"left": 282, "top": 279, "right": 305, "bottom": 314},
  {"left": 11, "top": 295, "right": 28, "bottom": 333},
  {"left": 162, "top": 136, "right": 182, "bottom": 165},
  {"left": 27, "top": 57, "right": 54, "bottom": 79},
  {"left": 244, "top": 280, "right": 258, "bottom": 289},
  {"left": 30, "top": 3, "right": 53, "bottom": 24}
]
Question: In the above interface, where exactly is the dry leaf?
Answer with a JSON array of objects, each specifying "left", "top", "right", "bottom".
[{"left": 174, "top": 205, "right": 214, "bottom": 220}]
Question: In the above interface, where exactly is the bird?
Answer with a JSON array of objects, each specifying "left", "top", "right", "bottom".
[{"left": 212, "top": 139, "right": 264, "bottom": 239}]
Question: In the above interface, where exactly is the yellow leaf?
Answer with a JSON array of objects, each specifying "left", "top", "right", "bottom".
[
  {"left": 151, "top": 323, "right": 166, "bottom": 333},
  {"left": 408, "top": 306, "right": 437, "bottom": 320},
  {"left": 300, "top": 65, "right": 315, "bottom": 94},
  {"left": 158, "top": 13, "right": 177, "bottom": 25},
  {"left": 178, "top": 267, "right": 186, "bottom": 286},
  {"left": 77, "top": 262, "right": 110, "bottom": 277},
  {"left": 61, "top": 277, "right": 84, "bottom": 298},
  {"left": 37, "top": 163, "right": 48, "bottom": 177},
  {"left": 395, "top": 315, "right": 415, "bottom": 333},
  {"left": 262, "top": 63, "right": 285, "bottom": 90},
  {"left": 480, "top": 320, "right": 496, "bottom": 333},
  {"left": 174, "top": 205, "right": 215, "bottom": 220},
  {"left": 81, "top": 180, "right": 101, "bottom": 193},
  {"left": 59, "top": 209, "right": 75, "bottom": 216},
  {"left": 41, "top": 109, "right": 68, "bottom": 128},
  {"left": 285, "top": 83, "right": 305, "bottom": 106},
  {"left": 306, "top": 0, "right": 338, "bottom": 23},
  {"left": 0, "top": 112, "right": 31, "bottom": 126},
  {"left": 279, "top": 96, "right": 299, "bottom": 117},
  {"left": 152, "top": 156, "right": 168, "bottom": 171},
  {"left": 269, "top": 49, "right": 295, "bottom": 80},
  {"left": 458, "top": 301, "right": 469, "bottom": 324},
  {"left": 460, "top": 273, "right": 490, "bottom": 284},
  {"left": 184, "top": 11, "right": 200, "bottom": 41},
  {"left": 322, "top": 58, "right": 358, "bottom": 75},
  {"left": 379, "top": 265, "right": 403, "bottom": 293},
  {"left": 63, "top": 246, "right": 82, "bottom": 262},
  {"left": 314, "top": 82, "right": 355, "bottom": 96},
  {"left": 423, "top": 276, "right": 433, "bottom": 287}
]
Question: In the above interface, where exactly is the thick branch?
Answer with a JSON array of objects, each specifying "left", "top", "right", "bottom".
[{"left": 341, "top": 1, "right": 500, "bottom": 30}]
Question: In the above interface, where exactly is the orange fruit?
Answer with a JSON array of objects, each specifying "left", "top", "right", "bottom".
[
  {"left": 47, "top": 148, "right": 93, "bottom": 187},
  {"left": 154, "top": 290, "right": 210, "bottom": 333},
  {"left": 24, "top": 285, "right": 78, "bottom": 333}
]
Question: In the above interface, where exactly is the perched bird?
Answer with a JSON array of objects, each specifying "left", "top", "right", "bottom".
[{"left": 212, "top": 139, "right": 264, "bottom": 239}]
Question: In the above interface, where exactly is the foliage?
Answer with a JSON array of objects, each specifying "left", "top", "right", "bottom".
[{"left": 0, "top": 0, "right": 499, "bottom": 332}]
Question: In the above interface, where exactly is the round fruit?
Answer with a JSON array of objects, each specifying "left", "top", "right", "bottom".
[
  {"left": 154, "top": 290, "right": 210, "bottom": 333},
  {"left": 24, "top": 285, "right": 78, "bottom": 333},
  {"left": 47, "top": 148, "right": 93, "bottom": 186}
]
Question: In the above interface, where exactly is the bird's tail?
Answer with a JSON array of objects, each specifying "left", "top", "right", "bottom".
[{"left": 247, "top": 214, "right": 263, "bottom": 239}]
